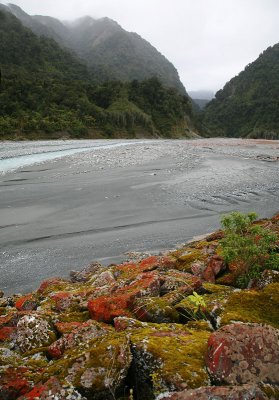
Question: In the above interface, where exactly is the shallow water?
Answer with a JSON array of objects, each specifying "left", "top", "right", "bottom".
[{"left": 0, "top": 140, "right": 151, "bottom": 174}]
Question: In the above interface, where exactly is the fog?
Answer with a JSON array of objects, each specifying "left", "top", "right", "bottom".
[{"left": 2, "top": 0, "right": 279, "bottom": 92}]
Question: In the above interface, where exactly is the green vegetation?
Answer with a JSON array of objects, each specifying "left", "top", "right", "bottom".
[
  {"left": 202, "top": 44, "right": 279, "bottom": 139},
  {"left": 220, "top": 212, "right": 278, "bottom": 287},
  {"left": 0, "top": 10, "right": 196, "bottom": 140}
]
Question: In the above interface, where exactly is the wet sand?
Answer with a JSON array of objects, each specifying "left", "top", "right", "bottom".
[{"left": 0, "top": 138, "right": 278, "bottom": 295}]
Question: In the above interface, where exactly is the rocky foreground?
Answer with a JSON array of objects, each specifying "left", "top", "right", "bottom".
[{"left": 0, "top": 215, "right": 279, "bottom": 399}]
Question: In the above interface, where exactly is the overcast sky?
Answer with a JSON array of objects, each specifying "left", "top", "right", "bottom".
[{"left": 3, "top": 0, "right": 279, "bottom": 93}]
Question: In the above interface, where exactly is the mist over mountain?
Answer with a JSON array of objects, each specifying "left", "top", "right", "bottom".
[
  {"left": 3, "top": 3, "right": 185, "bottom": 93},
  {"left": 0, "top": 5, "right": 197, "bottom": 140},
  {"left": 203, "top": 44, "right": 279, "bottom": 139}
]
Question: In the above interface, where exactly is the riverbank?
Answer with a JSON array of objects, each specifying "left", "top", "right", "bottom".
[
  {"left": 0, "top": 213, "right": 278, "bottom": 399},
  {"left": 0, "top": 138, "right": 278, "bottom": 294}
]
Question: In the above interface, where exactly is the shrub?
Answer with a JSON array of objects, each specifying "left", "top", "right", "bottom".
[{"left": 220, "top": 212, "right": 278, "bottom": 287}]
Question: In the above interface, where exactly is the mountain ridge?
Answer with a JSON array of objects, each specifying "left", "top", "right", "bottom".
[
  {"left": 202, "top": 43, "right": 279, "bottom": 139},
  {"left": 3, "top": 3, "right": 186, "bottom": 93},
  {"left": 0, "top": 6, "right": 198, "bottom": 140}
]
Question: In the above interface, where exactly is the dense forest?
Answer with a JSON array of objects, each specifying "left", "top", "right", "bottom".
[
  {"left": 0, "top": 9, "right": 197, "bottom": 140},
  {"left": 202, "top": 43, "right": 279, "bottom": 139}
]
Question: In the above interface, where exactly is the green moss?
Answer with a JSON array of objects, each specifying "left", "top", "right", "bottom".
[
  {"left": 220, "top": 283, "right": 279, "bottom": 328},
  {"left": 202, "top": 282, "right": 234, "bottom": 294},
  {"left": 43, "top": 332, "right": 132, "bottom": 393},
  {"left": 260, "top": 383, "right": 279, "bottom": 399},
  {"left": 176, "top": 250, "right": 205, "bottom": 272},
  {"left": 55, "top": 311, "right": 90, "bottom": 323},
  {"left": 134, "top": 297, "right": 180, "bottom": 323},
  {"left": 131, "top": 326, "right": 210, "bottom": 392}
]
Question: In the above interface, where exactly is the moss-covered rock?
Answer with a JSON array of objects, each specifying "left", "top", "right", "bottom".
[
  {"left": 44, "top": 332, "right": 132, "bottom": 399},
  {"left": 219, "top": 283, "right": 279, "bottom": 328},
  {"left": 133, "top": 297, "right": 180, "bottom": 323},
  {"left": 130, "top": 325, "right": 210, "bottom": 399}
]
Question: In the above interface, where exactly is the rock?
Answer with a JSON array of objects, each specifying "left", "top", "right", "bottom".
[
  {"left": 16, "top": 314, "right": 56, "bottom": 353},
  {"left": 206, "top": 323, "right": 279, "bottom": 385},
  {"left": 46, "top": 332, "right": 132, "bottom": 398},
  {"left": 48, "top": 320, "right": 112, "bottom": 359},
  {"left": 160, "top": 270, "right": 202, "bottom": 295},
  {"left": 219, "top": 283, "right": 279, "bottom": 328},
  {"left": 250, "top": 269, "right": 279, "bottom": 290},
  {"left": 37, "top": 277, "right": 71, "bottom": 296},
  {"left": 130, "top": 324, "right": 210, "bottom": 398},
  {"left": 0, "top": 367, "right": 33, "bottom": 399},
  {"left": 0, "top": 326, "right": 17, "bottom": 342},
  {"left": 133, "top": 297, "right": 180, "bottom": 323},
  {"left": 0, "top": 290, "right": 4, "bottom": 298},
  {"left": 17, "top": 377, "right": 85, "bottom": 399},
  {"left": 191, "top": 261, "right": 206, "bottom": 277},
  {"left": 90, "top": 270, "right": 116, "bottom": 287},
  {"left": 202, "top": 255, "right": 225, "bottom": 283},
  {"left": 50, "top": 292, "right": 78, "bottom": 312},
  {"left": 15, "top": 294, "right": 38, "bottom": 311},
  {"left": 158, "top": 384, "right": 268, "bottom": 399},
  {"left": 55, "top": 321, "right": 83, "bottom": 335},
  {"left": 70, "top": 262, "right": 103, "bottom": 283},
  {"left": 88, "top": 272, "right": 161, "bottom": 323}
]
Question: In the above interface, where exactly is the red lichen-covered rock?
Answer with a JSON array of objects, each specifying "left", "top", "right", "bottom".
[
  {"left": 159, "top": 384, "right": 268, "bottom": 399},
  {"left": 0, "top": 367, "right": 32, "bottom": 400},
  {"left": 88, "top": 272, "right": 161, "bottom": 323},
  {"left": 37, "top": 277, "right": 70, "bottom": 296},
  {"left": 206, "top": 323, "right": 279, "bottom": 385},
  {"left": 16, "top": 314, "right": 56, "bottom": 353},
  {"left": 0, "top": 326, "right": 17, "bottom": 342},
  {"left": 15, "top": 294, "right": 38, "bottom": 311},
  {"left": 139, "top": 255, "right": 161, "bottom": 271},
  {"left": 54, "top": 321, "right": 83, "bottom": 335},
  {"left": 17, "top": 377, "right": 84, "bottom": 399},
  {"left": 48, "top": 320, "right": 112, "bottom": 359},
  {"left": 202, "top": 255, "right": 225, "bottom": 283},
  {"left": 0, "top": 312, "right": 24, "bottom": 328},
  {"left": 50, "top": 292, "right": 75, "bottom": 312}
]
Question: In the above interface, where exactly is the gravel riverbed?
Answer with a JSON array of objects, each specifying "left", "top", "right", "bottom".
[{"left": 0, "top": 138, "right": 278, "bottom": 295}]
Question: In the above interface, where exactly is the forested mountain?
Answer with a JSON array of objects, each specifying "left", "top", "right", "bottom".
[
  {"left": 202, "top": 44, "right": 279, "bottom": 139},
  {"left": 0, "top": 8, "right": 197, "bottom": 140},
  {"left": 3, "top": 3, "right": 185, "bottom": 93}
]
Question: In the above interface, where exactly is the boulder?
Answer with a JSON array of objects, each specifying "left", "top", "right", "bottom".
[
  {"left": 133, "top": 297, "right": 180, "bottom": 323},
  {"left": 158, "top": 384, "right": 268, "bottom": 399},
  {"left": 88, "top": 272, "right": 161, "bottom": 323},
  {"left": 206, "top": 322, "right": 279, "bottom": 385},
  {"left": 202, "top": 255, "right": 225, "bottom": 283},
  {"left": 17, "top": 377, "right": 84, "bottom": 399},
  {"left": 48, "top": 320, "right": 112, "bottom": 359},
  {"left": 46, "top": 332, "right": 132, "bottom": 399},
  {"left": 130, "top": 324, "right": 210, "bottom": 399},
  {"left": 15, "top": 294, "right": 38, "bottom": 311},
  {"left": 16, "top": 314, "right": 56, "bottom": 353},
  {"left": 160, "top": 270, "right": 201, "bottom": 295},
  {"left": 250, "top": 269, "right": 279, "bottom": 290},
  {"left": 219, "top": 283, "right": 279, "bottom": 329}
]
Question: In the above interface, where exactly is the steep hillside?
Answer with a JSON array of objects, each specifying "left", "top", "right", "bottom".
[
  {"left": 4, "top": 3, "right": 185, "bottom": 93},
  {"left": 203, "top": 44, "right": 279, "bottom": 139},
  {"left": 0, "top": 9, "right": 197, "bottom": 140}
]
